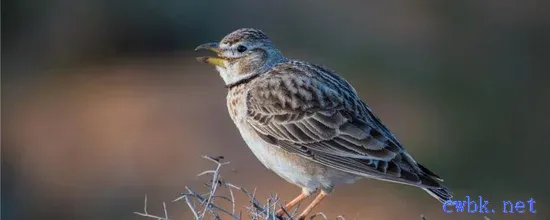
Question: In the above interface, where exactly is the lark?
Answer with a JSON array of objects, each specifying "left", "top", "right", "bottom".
[{"left": 196, "top": 28, "right": 452, "bottom": 219}]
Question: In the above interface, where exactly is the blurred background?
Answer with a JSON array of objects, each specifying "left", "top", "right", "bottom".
[{"left": 2, "top": 0, "right": 549, "bottom": 219}]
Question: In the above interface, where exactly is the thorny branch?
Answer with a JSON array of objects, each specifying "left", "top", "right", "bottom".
[
  {"left": 135, "top": 155, "right": 435, "bottom": 220},
  {"left": 134, "top": 195, "right": 169, "bottom": 220}
]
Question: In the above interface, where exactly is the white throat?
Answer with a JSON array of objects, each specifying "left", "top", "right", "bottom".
[{"left": 215, "top": 66, "right": 255, "bottom": 86}]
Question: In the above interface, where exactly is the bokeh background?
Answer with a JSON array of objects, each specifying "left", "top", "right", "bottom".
[{"left": 2, "top": 1, "right": 549, "bottom": 219}]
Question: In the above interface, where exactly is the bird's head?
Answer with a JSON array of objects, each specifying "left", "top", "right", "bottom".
[{"left": 195, "top": 28, "right": 285, "bottom": 86}]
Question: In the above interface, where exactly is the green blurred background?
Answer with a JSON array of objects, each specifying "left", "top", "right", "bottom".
[{"left": 2, "top": 1, "right": 549, "bottom": 219}]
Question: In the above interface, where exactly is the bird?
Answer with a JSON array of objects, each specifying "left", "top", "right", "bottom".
[{"left": 195, "top": 28, "right": 452, "bottom": 220}]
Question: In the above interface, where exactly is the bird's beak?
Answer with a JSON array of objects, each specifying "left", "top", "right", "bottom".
[
  {"left": 195, "top": 42, "right": 221, "bottom": 53},
  {"left": 195, "top": 42, "right": 227, "bottom": 68}
]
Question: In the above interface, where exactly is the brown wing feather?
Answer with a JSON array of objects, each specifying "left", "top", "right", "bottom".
[{"left": 246, "top": 61, "right": 444, "bottom": 189}]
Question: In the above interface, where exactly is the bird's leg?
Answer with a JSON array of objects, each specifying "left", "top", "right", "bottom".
[
  {"left": 296, "top": 191, "right": 328, "bottom": 220},
  {"left": 275, "top": 192, "right": 308, "bottom": 218}
]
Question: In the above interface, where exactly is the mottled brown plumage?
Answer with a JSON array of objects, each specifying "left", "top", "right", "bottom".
[{"left": 196, "top": 28, "right": 452, "bottom": 219}]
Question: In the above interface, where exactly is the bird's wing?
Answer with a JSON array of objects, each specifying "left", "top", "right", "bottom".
[{"left": 245, "top": 61, "right": 443, "bottom": 188}]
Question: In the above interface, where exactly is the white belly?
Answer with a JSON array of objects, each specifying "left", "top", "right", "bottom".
[{"left": 235, "top": 121, "right": 316, "bottom": 188}]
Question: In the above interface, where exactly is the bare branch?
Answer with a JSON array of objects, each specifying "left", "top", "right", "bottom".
[
  {"left": 228, "top": 184, "right": 236, "bottom": 215},
  {"left": 309, "top": 212, "right": 328, "bottom": 220},
  {"left": 136, "top": 156, "right": 426, "bottom": 220},
  {"left": 134, "top": 195, "right": 170, "bottom": 220},
  {"left": 184, "top": 195, "right": 199, "bottom": 219}
]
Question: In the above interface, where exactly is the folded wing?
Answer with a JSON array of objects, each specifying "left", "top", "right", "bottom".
[{"left": 245, "top": 61, "right": 444, "bottom": 189}]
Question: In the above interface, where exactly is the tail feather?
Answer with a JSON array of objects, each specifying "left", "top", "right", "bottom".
[
  {"left": 417, "top": 163, "right": 453, "bottom": 203},
  {"left": 418, "top": 163, "right": 443, "bottom": 181},
  {"left": 422, "top": 186, "right": 453, "bottom": 203}
]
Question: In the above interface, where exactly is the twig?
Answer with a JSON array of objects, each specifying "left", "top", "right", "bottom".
[
  {"left": 228, "top": 184, "right": 236, "bottom": 215},
  {"left": 199, "top": 155, "right": 229, "bottom": 219},
  {"left": 309, "top": 212, "right": 328, "bottom": 220},
  {"left": 134, "top": 195, "right": 170, "bottom": 220},
  {"left": 184, "top": 195, "right": 199, "bottom": 219},
  {"left": 181, "top": 186, "right": 238, "bottom": 219}
]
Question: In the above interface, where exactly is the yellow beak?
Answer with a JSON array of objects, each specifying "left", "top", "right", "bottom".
[
  {"left": 196, "top": 56, "right": 227, "bottom": 68},
  {"left": 195, "top": 42, "right": 227, "bottom": 68}
]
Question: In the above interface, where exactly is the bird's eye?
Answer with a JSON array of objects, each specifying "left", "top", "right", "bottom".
[{"left": 237, "top": 45, "right": 247, "bottom": 53}]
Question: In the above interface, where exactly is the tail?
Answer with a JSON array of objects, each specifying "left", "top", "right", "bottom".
[
  {"left": 417, "top": 163, "right": 453, "bottom": 203},
  {"left": 422, "top": 187, "right": 453, "bottom": 203}
]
